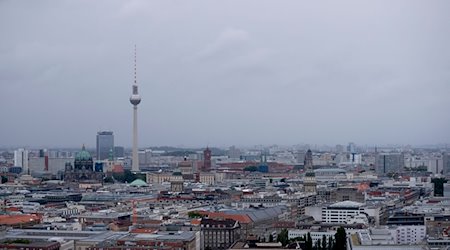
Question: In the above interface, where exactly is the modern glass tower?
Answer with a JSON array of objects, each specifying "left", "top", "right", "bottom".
[{"left": 96, "top": 131, "right": 114, "bottom": 160}]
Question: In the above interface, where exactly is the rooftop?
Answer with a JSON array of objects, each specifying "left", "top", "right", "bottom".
[{"left": 329, "top": 201, "right": 364, "bottom": 208}]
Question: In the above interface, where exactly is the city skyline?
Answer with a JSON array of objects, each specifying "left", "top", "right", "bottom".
[{"left": 1, "top": 1, "right": 450, "bottom": 147}]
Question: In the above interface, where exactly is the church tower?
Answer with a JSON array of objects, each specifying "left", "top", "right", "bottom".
[
  {"left": 203, "top": 147, "right": 211, "bottom": 172},
  {"left": 303, "top": 149, "right": 317, "bottom": 193}
]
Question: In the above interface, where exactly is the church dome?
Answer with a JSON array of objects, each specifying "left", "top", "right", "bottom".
[{"left": 75, "top": 145, "right": 92, "bottom": 162}]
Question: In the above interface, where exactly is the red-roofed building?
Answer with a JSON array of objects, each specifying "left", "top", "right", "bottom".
[{"left": 0, "top": 214, "right": 41, "bottom": 227}]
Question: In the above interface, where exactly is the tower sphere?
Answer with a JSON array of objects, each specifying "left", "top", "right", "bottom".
[{"left": 130, "top": 94, "right": 141, "bottom": 106}]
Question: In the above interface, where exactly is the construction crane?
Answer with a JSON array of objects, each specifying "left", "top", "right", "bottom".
[{"left": 128, "top": 197, "right": 157, "bottom": 225}]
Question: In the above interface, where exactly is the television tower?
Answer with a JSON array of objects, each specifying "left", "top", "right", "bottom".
[{"left": 130, "top": 45, "right": 141, "bottom": 172}]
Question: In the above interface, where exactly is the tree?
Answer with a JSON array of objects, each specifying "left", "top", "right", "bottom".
[
  {"left": 112, "top": 170, "right": 138, "bottom": 183},
  {"left": 327, "top": 235, "right": 334, "bottom": 250},
  {"left": 277, "top": 229, "right": 289, "bottom": 246},
  {"left": 315, "top": 239, "right": 321, "bottom": 250},
  {"left": 305, "top": 232, "right": 313, "bottom": 250},
  {"left": 103, "top": 176, "right": 114, "bottom": 183},
  {"left": 334, "top": 227, "right": 346, "bottom": 250},
  {"left": 1, "top": 176, "right": 8, "bottom": 184},
  {"left": 321, "top": 235, "right": 327, "bottom": 250},
  {"left": 188, "top": 211, "right": 203, "bottom": 218},
  {"left": 244, "top": 166, "right": 258, "bottom": 172},
  {"left": 432, "top": 177, "right": 448, "bottom": 196}
]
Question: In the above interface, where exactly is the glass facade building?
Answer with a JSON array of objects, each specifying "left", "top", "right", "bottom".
[{"left": 96, "top": 131, "right": 114, "bottom": 160}]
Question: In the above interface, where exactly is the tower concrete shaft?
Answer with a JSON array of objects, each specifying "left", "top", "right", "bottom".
[
  {"left": 130, "top": 46, "right": 141, "bottom": 172},
  {"left": 132, "top": 105, "right": 139, "bottom": 172}
]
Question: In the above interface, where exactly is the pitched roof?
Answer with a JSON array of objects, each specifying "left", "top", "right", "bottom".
[{"left": 199, "top": 211, "right": 252, "bottom": 224}]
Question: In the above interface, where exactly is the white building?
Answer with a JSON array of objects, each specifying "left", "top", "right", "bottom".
[
  {"left": 14, "top": 148, "right": 29, "bottom": 174},
  {"left": 391, "top": 225, "right": 426, "bottom": 245},
  {"left": 356, "top": 225, "right": 426, "bottom": 246},
  {"left": 288, "top": 229, "right": 335, "bottom": 242},
  {"left": 322, "top": 201, "right": 365, "bottom": 224}
]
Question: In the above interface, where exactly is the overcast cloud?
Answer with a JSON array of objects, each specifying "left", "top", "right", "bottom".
[{"left": 1, "top": 0, "right": 449, "bottom": 148}]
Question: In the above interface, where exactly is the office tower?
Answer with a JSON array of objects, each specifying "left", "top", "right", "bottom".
[
  {"left": 14, "top": 148, "right": 29, "bottom": 174},
  {"left": 114, "top": 146, "right": 125, "bottom": 158},
  {"left": 130, "top": 46, "right": 141, "bottom": 172},
  {"left": 443, "top": 153, "right": 450, "bottom": 176},
  {"left": 203, "top": 147, "right": 211, "bottom": 172},
  {"left": 375, "top": 153, "right": 405, "bottom": 175},
  {"left": 96, "top": 131, "right": 114, "bottom": 161}
]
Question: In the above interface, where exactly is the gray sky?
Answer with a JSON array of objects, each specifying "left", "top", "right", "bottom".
[{"left": 1, "top": 0, "right": 449, "bottom": 148}]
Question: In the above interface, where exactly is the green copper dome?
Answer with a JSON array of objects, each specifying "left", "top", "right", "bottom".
[{"left": 75, "top": 145, "right": 92, "bottom": 161}]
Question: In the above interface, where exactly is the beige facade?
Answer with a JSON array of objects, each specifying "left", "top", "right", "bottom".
[
  {"left": 146, "top": 173, "right": 183, "bottom": 184},
  {"left": 199, "top": 173, "right": 215, "bottom": 185}
]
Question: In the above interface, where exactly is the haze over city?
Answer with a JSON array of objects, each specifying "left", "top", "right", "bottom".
[{"left": 1, "top": 0, "right": 450, "bottom": 148}]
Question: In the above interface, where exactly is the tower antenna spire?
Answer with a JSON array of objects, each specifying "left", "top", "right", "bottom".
[{"left": 134, "top": 44, "right": 137, "bottom": 85}]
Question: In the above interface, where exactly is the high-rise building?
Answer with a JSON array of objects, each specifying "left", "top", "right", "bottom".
[
  {"left": 96, "top": 131, "right": 114, "bottom": 161},
  {"left": 443, "top": 152, "right": 450, "bottom": 176},
  {"left": 203, "top": 147, "right": 211, "bottom": 172},
  {"left": 14, "top": 148, "right": 29, "bottom": 174},
  {"left": 130, "top": 46, "right": 141, "bottom": 172},
  {"left": 376, "top": 153, "right": 405, "bottom": 175}
]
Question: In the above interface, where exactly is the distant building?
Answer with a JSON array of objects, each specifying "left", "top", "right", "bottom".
[
  {"left": 170, "top": 180, "right": 184, "bottom": 192},
  {"left": 228, "top": 146, "right": 241, "bottom": 159},
  {"left": 28, "top": 157, "right": 73, "bottom": 174},
  {"left": 14, "top": 148, "right": 29, "bottom": 174},
  {"left": 199, "top": 172, "right": 215, "bottom": 185},
  {"left": 0, "top": 240, "right": 60, "bottom": 250},
  {"left": 331, "top": 186, "right": 365, "bottom": 203},
  {"left": 335, "top": 144, "right": 345, "bottom": 153},
  {"left": 444, "top": 183, "right": 450, "bottom": 198},
  {"left": 203, "top": 147, "right": 211, "bottom": 172},
  {"left": 146, "top": 172, "right": 183, "bottom": 184},
  {"left": 304, "top": 149, "right": 313, "bottom": 170},
  {"left": 443, "top": 152, "right": 450, "bottom": 176},
  {"left": 114, "top": 146, "right": 124, "bottom": 158},
  {"left": 289, "top": 229, "right": 335, "bottom": 242},
  {"left": 386, "top": 211, "right": 424, "bottom": 226},
  {"left": 179, "top": 158, "right": 194, "bottom": 175},
  {"left": 138, "top": 149, "right": 152, "bottom": 165},
  {"left": 375, "top": 153, "right": 405, "bottom": 175},
  {"left": 201, "top": 218, "right": 240, "bottom": 250},
  {"left": 96, "top": 131, "right": 114, "bottom": 161},
  {"left": 84, "top": 231, "right": 197, "bottom": 250},
  {"left": 347, "top": 142, "right": 356, "bottom": 153}
]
